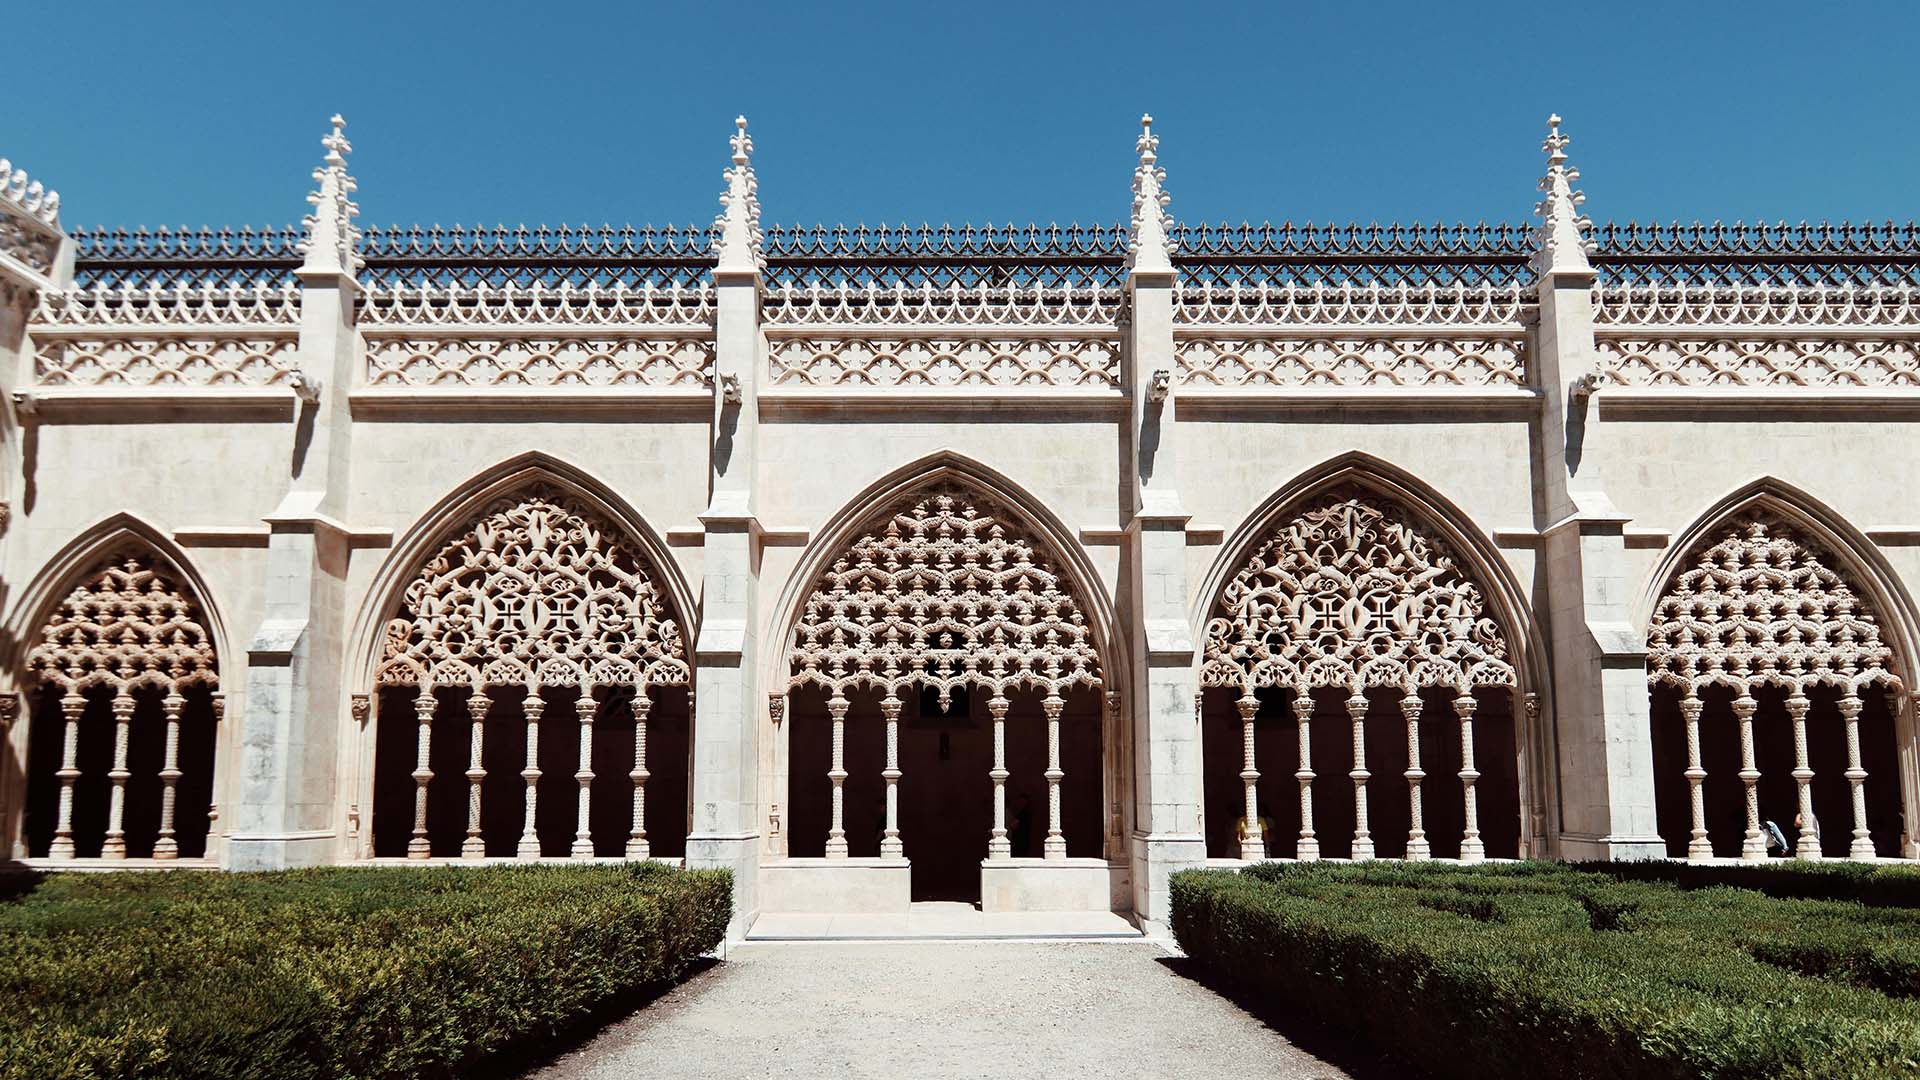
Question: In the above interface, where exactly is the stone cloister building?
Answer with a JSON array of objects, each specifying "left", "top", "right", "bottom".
[{"left": 1, "top": 114, "right": 1916, "bottom": 936}]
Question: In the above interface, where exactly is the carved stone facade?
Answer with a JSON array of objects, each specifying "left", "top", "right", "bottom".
[{"left": 2, "top": 114, "right": 1918, "bottom": 939}]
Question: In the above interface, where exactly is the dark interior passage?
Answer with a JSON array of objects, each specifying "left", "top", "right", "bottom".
[
  {"left": 786, "top": 684, "right": 1104, "bottom": 903},
  {"left": 372, "top": 683, "right": 690, "bottom": 858}
]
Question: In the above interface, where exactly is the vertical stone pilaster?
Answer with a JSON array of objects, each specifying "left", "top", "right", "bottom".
[
  {"left": 230, "top": 116, "right": 361, "bottom": 870},
  {"left": 1122, "top": 116, "right": 1204, "bottom": 933},
  {"left": 686, "top": 118, "right": 765, "bottom": 939},
  {"left": 1529, "top": 116, "right": 1663, "bottom": 861}
]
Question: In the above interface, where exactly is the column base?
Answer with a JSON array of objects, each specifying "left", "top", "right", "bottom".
[
  {"left": 626, "top": 838, "right": 650, "bottom": 859},
  {"left": 407, "top": 837, "right": 431, "bottom": 859},
  {"left": 1352, "top": 838, "right": 1375, "bottom": 860},
  {"left": 1459, "top": 837, "right": 1484, "bottom": 863},
  {"left": 101, "top": 838, "right": 127, "bottom": 859},
  {"left": 462, "top": 837, "right": 486, "bottom": 859},
  {"left": 987, "top": 837, "right": 1010, "bottom": 859},
  {"left": 1296, "top": 835, "right": 1319, "bottom": 861},
  {"left": 1849, "top": 840, "right": 1878, "bottom": 861},
  {"left": 880, "top": 838, "right": 903, "bottom": 859},
  {"left": 1406, "top": 836, "right": 1430, "bottom": 860},
  {"left": 1043, "top": 836, "right": 1067, "bottom": 859},
  {"left": 153, "top": 838, "right": 179, "bottom": 860},
  {"left": 48, "top": 838, "right": 75, "bottom": 860},
  {"left": 516, "top": 836, "right": 541, "bottom": 859}
]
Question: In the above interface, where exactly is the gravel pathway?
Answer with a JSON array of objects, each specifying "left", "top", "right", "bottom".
[{"left": 518, "top": 941, "right": 1367, "bottom": 1079}]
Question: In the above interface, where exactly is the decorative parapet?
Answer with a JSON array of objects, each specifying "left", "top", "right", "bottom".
[
  {"left": 1172, "top": 282, "right": 1530, "bottom": 389},
  {"left": 1593, "top": 283, "right": 1920, "bottom": 389},
  {"left": 29, "top": 286, "right": 302, "bottom": 387},
  {"left": 359, "top": 282, "right": 714, "bottom": 388},
  {"left": 763, "top": 281, "right": 1120, "bottom": 389},
  {"left": 0, "top": 157, "right": 70, "bottom": 293},
  {"left": 1592, "top": 220, "right": 1920, "bottom": 287}
]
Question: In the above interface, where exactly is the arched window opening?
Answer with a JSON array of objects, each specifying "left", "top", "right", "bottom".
[
  {"left": 1648, "top": 514, "right": 1904, "bottom": 861},
  {"left": 22, "top": 548, "right": 221, "bottom": 860},
  {"left": 1201, "top": 486, "right": 1523, "bottom": 862},
  {"left": 368, "top": 484, "right": 691, "bottom": 860},
  {"left": 783, "top": 481, "right": 1107, "bottom": 902}
]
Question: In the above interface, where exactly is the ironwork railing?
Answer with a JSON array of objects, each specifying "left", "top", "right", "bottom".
[
  {"left": 1591, "top": 221, "right": 1920, "bottom": 287},
  {"left": 67, "top": 219, "right": 1920, "bottom": 292}
]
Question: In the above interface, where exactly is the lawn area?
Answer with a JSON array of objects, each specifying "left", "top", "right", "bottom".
[
  {"left": 1172, "top": 860, "right": 1920, "bottom": 1080},
  {"left": 0, "top": 863, "right": 729, "bottom": 1080}
]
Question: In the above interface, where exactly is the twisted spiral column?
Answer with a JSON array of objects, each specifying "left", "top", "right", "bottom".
[
  {"left": 1236, "top": 694, "right": 1264, "bottom": 862},
  {"left": 1402, "top": 692, "right": 1429, "bottom": 860},
  {"left": 49, "top": 692, "right": 85, "bottom": 860},
  {"left": 628, "top": 691, "right": 651, "bottom": 859},
  {"left": 517, "top": 690, "right": 545, "bottom": 858},
  {"left": 1455, "top": 690, "right": 1483, "bottom": 863},
  {"left": 1733, "top": 694, "right": 1764, "bottom": 862},
  {"left": 1786, "top": 692, "right": 1819, "bottom": 860},
  {"left": 1292, "top": 693, "right": 1318, "bottom": 861},
  {"left": 1347, "top": 692, "right": 1373, "bottom": 861},
  {"left": 1043, "top": 693, "right": 1067, "bottom": 859},
  {"left": 571, "top": 687, "right": 597, "bottom": 858},
  {"left": 988, "top": 695, "right": 1011, "bottom": 859},
  {"left": 1680, "top": 690, "right": 1710, "bottom": 861},
  {"left": 463, "top": 690, "right": 490, "bottom": 859},
  {"left": 101, "top": 688, "right": 135, "bottom": 859},
  {"left": 880, "top": 695, "right": 904, "bottom": 859},
  {"left": 408, "top": 685, "right": 436, "bottom": 859},
  {"left": 826, "top": 693, "right": 849, "bottom": 858},
  {"left": 1839, "top": 690, "right": 1875, "bottom": 860},
  {"left": 153, "top": 692, "right": 186, "bottom": 860}
]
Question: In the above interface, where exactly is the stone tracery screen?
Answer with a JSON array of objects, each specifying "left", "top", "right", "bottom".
[
  {"left": 787, "top": 482, "right": 1103, "bottom": 699},
  {"left": 376, "top": 484, "right": 689, "bottom": 691},
  {"left": 1201, "top": 488, "right": 1517, "bottom": 695},
  {"left": 24, "top": 547, "right": 220, "bottom": 860}
]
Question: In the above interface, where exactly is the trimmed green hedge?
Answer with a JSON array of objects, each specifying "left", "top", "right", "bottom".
[
  {"left": 0, "top": 863, "right": 730, "bottom": 1080},
  {"left": 1172, "top": 861, "right": 1920, "bottom": 1079}
]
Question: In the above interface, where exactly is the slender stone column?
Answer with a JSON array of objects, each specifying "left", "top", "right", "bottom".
[
  {"left": 49, "top": 692, "right": 85, "bottom": 859},
  {"left": 409, "top": 685, "right": 435, "bottom": 859},
  {"left": 880, "top": 695, "right": 903, "bottom": 859},
  {"left": 1043, "top": 693, "right": 1067, "bottom": 859},
  {"left": 1455, "top": 691, "right": 1484, "bottom": 862},
  {"left": 767, "top": 693, "right": 786, "bottom": 857},
  {"left": 1292, "top": 692, "right": 1318, "bottom": 861},
  {"left": 1680, "top": 690, "right": 1710, "bottom": 861},
  {"left": 101, "top": 688, "right": 136, "bottom": 859},
  {"left": 1840, "top": 690, "right": 1875, "bottom": 860},
  {"left": 1403, "top": 692, "right": 1429, "bottom": 860},
  {"left": 517, "top": 690, "right": 544, "bottom": 859},
  {"left": 627, "top": 691, "right": 651, "bottom": 859},
  {"left": 463, "top": 690, "right": 490, "bottom": 858},
  {"left": 571, "top": 687, "right": 597, "bottom": 858},
  {"left": 988, "top": 694, "right": 1011, "bottom": 858},
  {"left": 153, "top": 692, "right": 186, "bottom": 860},
  {"left": 1237, "top": 694, "right": 1264, "bottom": 861},
  {"left": 1733, "top": 693, "right": 1764, "bottom": 862},
  {"left": 1347, "top": 692, "right": 1373, "bottom": 860},
  {"left": 1787, "top": 692, "right": 1819, "bottom": 859},
  {"left": 348, "top": 693, "right": 371, "bottom": 850},
  {"left": 826, "top": 693, "right": 849, "bottom": 858}
]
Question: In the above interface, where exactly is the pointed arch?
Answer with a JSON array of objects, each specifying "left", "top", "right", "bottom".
[
  {"left": 1196, "top": 451, "right": 1544, "bottom": 696},
  {"left": 5, "top": 512, "right": 233, "bottom": 688},
  {"left": 1640, "top": 477, "right": 1919, "bottom": 696},
  {"left": 346, "top": 451, "right": 698, "bottom": 695},
  {"left": 766, "top": 450, "right": 1123, "bottom": 698}
]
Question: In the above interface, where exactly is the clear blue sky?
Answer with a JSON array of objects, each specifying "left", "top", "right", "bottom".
[{"left": 7, "top": 1, "right": 1915, "bottom": 231}]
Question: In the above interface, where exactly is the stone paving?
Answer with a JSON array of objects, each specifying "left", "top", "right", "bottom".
[{"left": 519, "top": 941, "right": 1373, "bottom": 1079}]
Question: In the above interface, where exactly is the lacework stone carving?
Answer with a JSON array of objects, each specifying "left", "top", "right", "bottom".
[
  {"left": 764, "top": 283, "right": 1119, "bottom": 328},
  {"left": 377, "top": 485, "right": 689, "bottom": 691},
  {"left": 1593, "top": 284, "right": 1920, "bottom": 327},
  {"left": 34, "top": 287, "right": 302, "bottom": 329},
  {"left": 365, "top": 336, "right": 714, "bottom": 388},
  {"left": 1175, "top": 336, "right": 1525, "bottom": 388},
  {"left": 34, "top": 334, "right": 300, "bottom": 387},
  {"left": 1597, "top": 336, "right": 1920, "bottom": 388},
  {"left": 1173, "top": 284, "right": 1531, "bottom": 327},
  {"left": 1202, "top": 488, "right": 1516, "bottom": 694},
  {"left": 768, "top": 336, "right": 1119, "bottom": 388},
  {"left": 358, "top": 283, "right": 713, "bottom": 328},
  {"left": 26, "top": 550, "right": 219, "bottom": 694},
  {"left": 1648, "top": 514, "right": 1899, "bottom": 696},
  {"left": 788, "top": 482, "right": 1103, "bottom": 700}
]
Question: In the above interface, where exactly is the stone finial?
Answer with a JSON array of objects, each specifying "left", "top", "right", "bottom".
[
  {"left": 1532, "top": 113, "right": 1594, "bottom": 277},
  {"left": 1128, "top": 114, "right": 1174, "bottom": 277},
  {"left": 0, "top": 159, "right": 61, "bottom": 228},
  {"left": 298, "top": 114, "right": 363, "bottom": 278},
  {"left": 713, "top": 115, "right": 765, "bottom": 277}
]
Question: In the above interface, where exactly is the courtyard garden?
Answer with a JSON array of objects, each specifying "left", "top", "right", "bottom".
[
  {"left": 1172, "top": 860, "right": 1920, "bottom": 1079},
  {"left": 0, "top": 863, "right": 729, "bottom": 1080}
]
